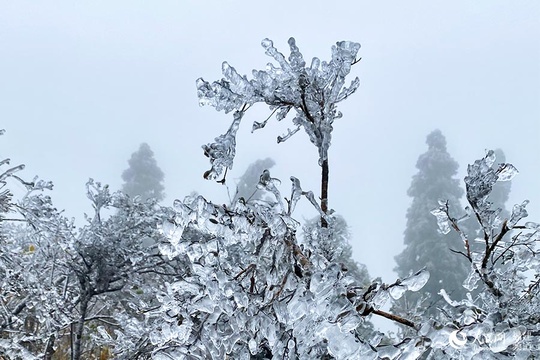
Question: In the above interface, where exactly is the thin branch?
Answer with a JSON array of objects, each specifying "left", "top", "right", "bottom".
[
  {"left": 483, "top": 219, "right": 510, "bottom": 270},
  {"left": 492, "top": 233, "right": 520, "bottom": 265},
  {"left": 371, "top": 308, "right": 417, "bottom": 329},
  {"left": 262, "top": 107, "right": 279, "bottom": 124},
  {"left": 234, "top": 263, "right": 256, "bottom": 281},
  {"left": 445, "top": 206, "right": 472, "bottom": 261},
  {"left": 449, "top": 248, "right": 470, "bottom": 261},
  {"left": 0, "top": 218, "right": 27, "bottom": 222},
  {"left": 85, "top": 315, "right": 119, "bottom": 327},
  {"left": 282, "top": 230, "right": 310, "bottom": 268},
  {"left": 320, "top": 159, "right": 329, "bottom": 228},
  {"left": 299, "top": 88, "right": 317, "bottom": 125},
  {"left": 271, "top": 272, "right": 290, "bottom": 302}
]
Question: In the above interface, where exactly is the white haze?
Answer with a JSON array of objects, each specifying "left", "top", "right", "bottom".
[{"left": 0, "top": 0, "right": 538, "bottom": 331}]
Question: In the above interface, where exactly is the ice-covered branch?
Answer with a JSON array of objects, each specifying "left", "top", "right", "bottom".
[
  {"left": 197, "top": 37, "right": 361, "bottom": 180},
  {"left": 427, "top": 150, "right": 540, "bottom": 356}
]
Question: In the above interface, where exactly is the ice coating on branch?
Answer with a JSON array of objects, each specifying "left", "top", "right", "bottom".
[
  {"left": 0, "top": 164, "right": 25, "bottom": 181},
  {"left": 414, "top": 151, "right": 540, "bottom": 358},
  {"left": 221, "top": 61, "right": 254, "bottom": 99},
  {"left": 388, "top": 284, "right": 407, "bottom": 300},
  {"left": 439, "top": 289, "right": 462, "bottom": 307},
  {"left": 31, "top": 178, "right": 54, "bottom": 191},
  {"left": 287, "top": 37, "right": 306, "bottom": 71},
  {"left": 389, "top": 269, "right": 430, "bottom": 300},
  {"left": 431, "top": 208, "right": 451, "bottom": 234},
  {"left": 462, "top": 270, "right": 480, "bottom": 291},
  {"left": 488, "top": 327, "right": 523, "bottom": 353},
  {"left": 288, "top": 176, "right": 302, "bottom": 215},
  {"left": 197, "top": 37, "right": 361, "bottom": 180},
  {"left": 202, "top": 110, "right": 243, "bottom": 180},
  {"left": 524, "top": 221, "right": 540, "bottom": 229},
  {"left": 257, "top": 169, "right": 285, "bottom": 212},
  {"left": 147, "top": 187, "right": 389, "bottom": 359},
  {"left": 261, "top": 38, "right": 291, "bottom": 72},
  {"left": 463, "top": 149, "right": 521, "bottom": 233},
  {"left": 277, "top": 126, "right": 301, "bottom": 143},
  {"left": 303, "top": 190, "right": 328, "bottom": 220},
  {"left": 485, "top": 149, "right": 496, "bottom": 167},
  {"left": 465, "top": 151, "right": 498, "bottom": 204},
  {"left": 497, "top": 163, "right": 518, "bottom": 182},
  {"left": 401, "top": 268, "right": 430, "bottom": 292},
  {"left": 508, "top": 200, "right": 529, "bottom": 228},
  {"left": 196, "top": 78, "right": 246, "bottom": 113}
]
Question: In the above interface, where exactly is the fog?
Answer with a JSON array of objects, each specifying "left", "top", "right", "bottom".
[{"left": 1, "top": 1, "right": 538, "bottom": 330}]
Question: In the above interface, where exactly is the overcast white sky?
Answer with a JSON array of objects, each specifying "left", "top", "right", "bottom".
[{"left": 1, "top": 1, "right": 538, "bottom": 304}]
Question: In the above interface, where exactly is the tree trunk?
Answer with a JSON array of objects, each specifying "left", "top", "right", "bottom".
[
  {"left": 320, "top": 159, "right": 329, "bottom": 227},
  {"left": 44, "top": 334, "right": 56, "bottom": 360},
  {"left": 72, "top": 295, "right": 89, "bottom": 360}
]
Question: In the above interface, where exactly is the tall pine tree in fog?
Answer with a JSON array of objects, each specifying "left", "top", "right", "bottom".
[
  {"left": 394, "top": 130, "right": 469, "bottom": 314},
  {"left": 121, "top": 143, "right": 165, "bottom": 201}
]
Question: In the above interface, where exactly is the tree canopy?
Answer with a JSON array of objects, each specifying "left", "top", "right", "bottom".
[{"left": 122, "top": 142, "right": 165, "bottom": 202}]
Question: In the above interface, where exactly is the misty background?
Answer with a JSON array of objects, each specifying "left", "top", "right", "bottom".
[{"left": 0, "top": 0, "right": 538, "bottom": 312}]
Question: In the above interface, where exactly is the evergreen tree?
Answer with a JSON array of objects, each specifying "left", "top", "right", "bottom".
[
  {"left": 394, "top": 130, "right": 469, "bottom": 315},
  {"left": 121, "top": 143, "right": 165, "bottom": 202}
]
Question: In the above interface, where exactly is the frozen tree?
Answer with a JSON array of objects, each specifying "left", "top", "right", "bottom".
[
  {"left": 394, "top": 130, "right": 469, "bottom": 316},
  {"left": 125, "top": 37, "right": 436, "bottom": 360},
  {"left": 0, "top": 142, "right": 177, "bottom": 359},
  {"left": 64, "top": 181, "right": 177, "bottom": 360},
  {"left": 122, "top": 142, "right": 165, "bottom": 202},
  {"left": 119, "top": 189, "right": 435, "bottom": 359},
  {"left": 231, "top": 158, "right": 276, "bottom": 204},
  {"left": 197, "top": 37, "right": 362, "bottom": 227},
  {"left": 143, "top": 147, "right": 535, "bottom": 359},
  {"left": 140, "top": 36, "right": 540, "bottom": 360},
  {"left": 0, "top": 131, "right": 61, "bottom": 360},
  {"left": 425, "top": 150, "right": 540, "bottom": 358}
]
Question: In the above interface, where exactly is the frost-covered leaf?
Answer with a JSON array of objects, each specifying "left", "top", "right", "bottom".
[
  {"left": 497, "top": 163, "right": 518, "bottom": 182},
  {"left": 508, "top": 200, "right": 529, "bottom": 228},
  {"left": 402, "top": 269, "right": 430, "bottom": 292},
  {"left": 431, "top": 208, "right": 451, "bottom": 234},
  {"left": 202, "top": 110, "right": 244, "bottom": 180}
]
